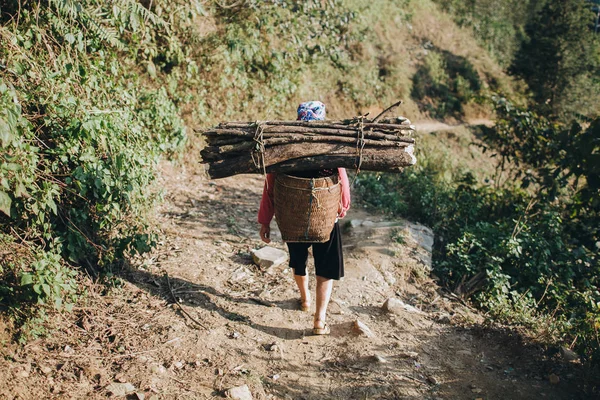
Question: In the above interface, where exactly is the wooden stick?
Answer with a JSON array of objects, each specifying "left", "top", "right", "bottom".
[
  {"left": 373, "top": 100, "right": 403, "bottom": 123},
  {"left": 206, "top": 144, "right": 415, "bottom": 179}
]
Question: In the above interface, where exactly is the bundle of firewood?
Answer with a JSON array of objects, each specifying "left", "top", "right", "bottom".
[{"left": 200, "top": 116, "right": 416, "bottom": 179}]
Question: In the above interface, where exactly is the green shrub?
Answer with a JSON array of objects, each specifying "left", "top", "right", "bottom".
[
  {"left": 356, "top": 103, "right": 600, "bottom": 364},
  {"left": 0, "top": 1, "right": 191, "bottom": 325}
]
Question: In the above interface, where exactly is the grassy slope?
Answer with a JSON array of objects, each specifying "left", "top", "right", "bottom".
[{"left": 190, "top": 0, "right": 519, "bottom": 126}]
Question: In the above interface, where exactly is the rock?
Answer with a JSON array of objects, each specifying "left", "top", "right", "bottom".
[
  {"left": 251, "top": 247, "right": 287, "bottom": 270},
  {"left": 559, "top": 346, "right": 579, "bottom": 362},
  {"left": 229, "top": 267, "right": 255, "bottom": 284},
  {"left": 174, "top": 361, "right": 184, "bottom": 370},
  {"left": 549, "top": 374, "right": 560, "bottom": 384},
  {"left": 134, "top": 393, "right": 145, "bottom": 400},
  {"left": 150, "top": 365, "right": 167, "bottom": 374},
  {"left": 372, "top": 354, "right": 388, "bottom": 363},
  {"left": 350, "top": 219, "right": 362, "bottom": 228},
  {"left": 265, "top": 343, "right": 279, "bottom": 352},
  {"left": 106, "top": 382, "right": 136, "bottom": 397},
  {"left": 382, "top": 298, "right": 425, "bottom": 315},
  {"left": 471, "top": 388, "right": 482, "bottom": 394},
  {"left": 426, "top": 375, "right": 438, "bottom": 385},
  {"left": 40, "top": 365, "right": 53, "bottom": 375},
  {"left": 226, "top": 384, "right": 253, "bottom": 400},
  {"left": 353, "top": 319, "right": 376, "bottom": 337}
]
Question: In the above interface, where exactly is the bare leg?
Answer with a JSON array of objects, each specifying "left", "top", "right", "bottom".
[
  {"left": 293, "top": 270, "right": 310, "bottom": 309},
  {"left": 314, "top": 276, "right": 333, "bottom": 329}
]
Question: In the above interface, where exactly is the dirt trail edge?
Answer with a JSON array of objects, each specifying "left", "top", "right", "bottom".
[{"left": 0, "top": 164, "right": 585, "bottom": 400}]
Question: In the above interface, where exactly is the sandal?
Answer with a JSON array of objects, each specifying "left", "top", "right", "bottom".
[
  {"left": 299, "top": 299, "right": 310, "bottom": 312},
  {"left": 312, "top": 323, "right": 330, "bottom": 335}
]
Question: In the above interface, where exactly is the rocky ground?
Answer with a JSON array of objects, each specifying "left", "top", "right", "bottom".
[{"left": 0, "top": 162, "right": 591, "bottom": 399}]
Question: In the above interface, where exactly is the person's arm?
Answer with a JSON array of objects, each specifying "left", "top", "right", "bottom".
[
  {"left": 338, "top": 168, "right": 351, "bottom": 218},
  {"left": 258, "top": 173, "right": 275, "bottom": 243}
]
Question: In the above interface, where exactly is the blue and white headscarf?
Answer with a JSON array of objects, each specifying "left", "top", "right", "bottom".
[{"left": 297, "top": 101, "right": 326, "bottom": 121}]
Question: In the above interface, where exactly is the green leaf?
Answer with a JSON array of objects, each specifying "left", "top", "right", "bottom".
[
  {"left": 65, "top": 33, "right": 76, "bottom": 44},
  {"left": 0, "top": 118, "right": 13, "bottom": 147},
  {"left": 0, "top": 190, "right": 12, "bottom": 216},
  {"left": 4, "top": 163, "right": 21, "bottom": 172},
  {"left": 20, "top": 273, "right": 34, "bottom": 286},
  {"left": 14, "top": 183, "right": 28, "bottom": 198},
  {"left": 33, "top": 283, "right": 42, "bottom": 294}
]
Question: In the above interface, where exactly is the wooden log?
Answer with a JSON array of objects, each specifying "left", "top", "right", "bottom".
[
  {"left": 201, "top": 134, "right": 413, "bottom": 161},
  {"left": 266, "top": 150, "right": 414, "bottom": 174},
  {"left": 200, "top": 137, "right": 410, "bottom": 161},
  {"left": 204, "top": 128, "right": 415, "bottom": 143},
  {"left": 216, "top": 117, "right": 411, "bottom": 129},
  {"left": 205, "top": 143, "right": 416, "bottom": 179}
]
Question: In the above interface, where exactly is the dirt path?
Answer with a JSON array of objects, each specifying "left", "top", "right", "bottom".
[{"left": 0, "top": 163, "right": 586, "bottom": 399}]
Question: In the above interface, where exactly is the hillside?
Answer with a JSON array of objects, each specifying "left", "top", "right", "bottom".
[{"left": 1, "top": 0, "right": 598, "bottom": 398}]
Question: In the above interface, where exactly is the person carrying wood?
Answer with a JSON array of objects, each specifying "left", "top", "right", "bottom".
[{"left": 257, "top": 101, "right": 351, "bottom": 335}]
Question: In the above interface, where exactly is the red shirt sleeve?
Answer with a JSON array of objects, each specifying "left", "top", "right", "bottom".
[
  {"left": 258, "top": 173, "right": 275, "bottom": 225},
  {"left": 338, "top": 168, "right": 351, "bottom": 218}
]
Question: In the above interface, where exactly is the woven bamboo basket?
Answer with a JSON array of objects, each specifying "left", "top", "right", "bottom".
[{"left": 274, "top": 173, "right": 340, "bottom": 243}]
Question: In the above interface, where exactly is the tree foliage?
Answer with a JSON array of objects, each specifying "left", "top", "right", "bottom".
[
  {"left": 357, "top": 99, "right": 600, "bottom": 365},
  {"left": 512, "top": 0, "right": 600, "bottom": 116},
  {"left": 437, "top": 0, "right": 600, "bottom": 118}
]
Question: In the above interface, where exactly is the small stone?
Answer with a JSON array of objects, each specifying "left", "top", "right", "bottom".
[
  {"left": 251, "top": 247, "right": 288, "bottom": 269},
  {"left": 382, "top": 298, "right": 424, "bottom": 315},
  {"left": 150, "top": 365, "right": 166, "bottom": 374},
  {"left": 230, "top": 331, "right": 241, "bottom": 339},
  {"left": 174, "top": 361, "right": 184, "bottom": 370},
  {"left": 265, "top": 343, "right": 279, "bottom": 352},
  {"left": 115, "top": 372, "right": 127, "bottom": 383},
  {"left": 271, "top": 374, "right": 280, "bottom": 381},
  {"left": 106, "top": 382, "right": 136, "bottom": 397},
  {"left": 63, "top": 345, "right": 75, "bottom": 354},
  {"left": 350, "top": 219, "right": 362, "bottom": 228},
  {"left": 353, "top": 319, "right": 376, "bottom": 337},
  {"left": 559, "top": 346, "right": 579, "bottom": 362},
  {"left": 226, "top": 384, "right": 253, "bottom": 400},
  {"left": 471, "top": 388, "right": 483, "bottom": 394},
  {"left": 40, "top": 365, "right": 53, "bottom": 375},
  {"left": 549, "top": 374, "right": 560, "bottom": 384},
  {"left": 135, "top": 393, "right": 145, "bottom": 400},
  {"left": 373, "top": 354, "right": 388, "bottom": 363},
  {"left": 426, "top": 375, "right": 438, "bottom": 385},
  {"left": 229, "top": 267, "right": 254, "bottom": 284}
]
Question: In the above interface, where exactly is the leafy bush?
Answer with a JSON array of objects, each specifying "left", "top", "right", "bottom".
[
  {"left": 356, "top": 100, "right": 600, "bottom": 365},
  {"left": 0, "top": 1, "right": 193, "bottom": 323}
]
